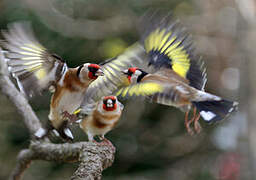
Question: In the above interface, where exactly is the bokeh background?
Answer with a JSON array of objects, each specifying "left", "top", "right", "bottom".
[{"left": 0, "top": 0, "right": 255, "bottom": 179}]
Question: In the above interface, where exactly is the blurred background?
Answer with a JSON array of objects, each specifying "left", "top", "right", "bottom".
[{"left": 0, "top": 0, "right": 255, "bottom": 179}]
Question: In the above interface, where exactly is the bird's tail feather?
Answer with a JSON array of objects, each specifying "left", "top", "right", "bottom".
[{"left": 193, "top": 99, "right": 238, "bottom": 123}]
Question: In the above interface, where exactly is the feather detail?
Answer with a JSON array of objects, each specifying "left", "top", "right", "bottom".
[
  {"left": 193, "top": 100, "right": 238, "bottom": 123},
  {"left": 115, "top": 82, "right": 163, "bottom": 98},
  {"left": 80, "top": 43, "right": 146, "bottom": 113},
  {"left": 139, "top": 11, "right": 207, "bottom": 90},
  {"left": 2, "top": 22, "right": 67, "bottom": 97}
]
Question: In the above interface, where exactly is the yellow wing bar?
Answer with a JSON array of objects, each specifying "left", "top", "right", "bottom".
[
  {"left": 144, "top": 28, "right": 190, "bottom": 78},
  {"left": 116, "top": 82, "right": 163, "bottom": 98}
]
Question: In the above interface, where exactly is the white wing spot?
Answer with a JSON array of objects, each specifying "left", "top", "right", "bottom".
[
  {"left": 200, "top": 111, "right": 216, "bottom": 121},
  {"left": 53, "top": 129, "right": 60, "bottom": 137},
  {"left": 34, "top": 128, "right": 46, "bottom": 138},
  {"left": 64, "top": 128, "right": 74, "bottom": 139}
]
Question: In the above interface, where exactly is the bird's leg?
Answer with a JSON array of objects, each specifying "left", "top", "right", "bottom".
[
  {"left": 185, "top": 110, "right": 194, "bottom": 135},
  {"left": 193, "top": 110, "right": 201, "bottom": 134},
  {"left": 61, "top": 111, "right": 78, "bottom": 123}
]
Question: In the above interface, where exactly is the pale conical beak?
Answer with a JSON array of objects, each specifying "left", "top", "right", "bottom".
[
  {"left": 95, "top": 69, "right": 104, "bottom": 76},
  {"left": 106, "top": 99, "right": 114, "bottom": 107},
  {"left": 122, "top": 69, "right": 129, "bottom": 75}
]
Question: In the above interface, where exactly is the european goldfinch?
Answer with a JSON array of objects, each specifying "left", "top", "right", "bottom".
[
  {"left": 136, "top": 12, "right": 238, "bottom": 133},
  {"left": 1, "top": 22, "right": 104, "bottom": 140},
  {"left": 120, "top": 67, "right": 238, "bottom": 134},
  {"left": 80, "top": 96, "right": 123, "bottom": 143}
]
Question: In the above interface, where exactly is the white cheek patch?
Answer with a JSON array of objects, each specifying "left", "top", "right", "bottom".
[
  {"left": 200, "top": 111, "right": 216, "bottom": 121},
  {"left": 135, "top": 70, "right": 142, "bottom": 76}
]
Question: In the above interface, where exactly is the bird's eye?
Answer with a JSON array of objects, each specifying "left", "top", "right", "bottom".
[
  {"left": 88, "top": 66, "right": 98, "bottom": 73},
  {"left": 128, "top": 70, "right": 133, "bottom": 76}
]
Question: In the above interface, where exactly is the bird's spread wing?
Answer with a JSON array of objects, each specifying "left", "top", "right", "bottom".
[
  {"left": 116, "top": 82, "right": 164, "bottom": 98},
  {"left": 139, "top": 11, "right": 207, "bottom": 90},
  {"left": 80, "top": 43, "right": 147, "bottom": 114},
  {"left": 2, "top": 22, "right": 67, "bottom": 98},
  {"left": 115, "top": 77, "right": 193, "bottom": 108}
]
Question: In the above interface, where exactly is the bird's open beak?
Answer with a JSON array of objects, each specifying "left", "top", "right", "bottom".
[{"left": 95, "top": 69, "right": 104, "bottom": 76}]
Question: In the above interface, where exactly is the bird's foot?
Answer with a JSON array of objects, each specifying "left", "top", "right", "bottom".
[
  {"left": 185, "top": 108, "right": 202, "bottom": 135},
  {"left": 185, "top": 123, "right": 194, "bottom": 136},
  {"left": 194, "top": 114, "right": 201, "bottom": 134},
  {"left": 92, "top": 138, "right": 115, "bottom": 152},
  {"left": 185, "top": 111, "right": 195, "bottom": 136},
  {"left": 62, "top": 111, "right": 79, "bottom": 123},
  {"left": 194, "top": 121, "right": 201, "bottom": 134}
]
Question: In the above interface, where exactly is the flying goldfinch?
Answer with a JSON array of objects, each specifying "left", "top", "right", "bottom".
[
  {"left": 81, "top": 12, "right": 238, "bottom": 134},
  {"left": 80, "top": 96, "right": 123, "bottom": 143},
  {"left": 1, "top": 22, "right": 104, "bottom": 141},
  {"left": 120, "top": 67, "right": 238, "bottom": 134},
  {"left": 137, "top": 12, "right": 238, "bottom": 132}
]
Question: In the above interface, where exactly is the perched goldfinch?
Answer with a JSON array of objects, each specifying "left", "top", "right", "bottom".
[
  {"left": 80, "top": 96, "right": 123, "bottom": 142},
  {"left": 120, "top": 67, "right": 238, "bottom": 134},
  {"left": 1, "top": 22, "right": 104, "bottom": 140}
]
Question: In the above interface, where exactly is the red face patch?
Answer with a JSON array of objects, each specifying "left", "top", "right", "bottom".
[
  {"left": 102, "top": 96, "right": 117, "bottom": 111},
  {"left": 88, "top": 64, "right": 100, "bottom": 69},
  {"left": 88, "top": 72, "right": 97, "bottom": 79},
  {"left": 88, "top": 64, "right": 101, "bottom": 79},
  {"left": 128, "top": 67, "right": 138, "bottom": 73},
  {"left": 103, "top": 96, "right": 116, "bottom": 101},
  {"left": 127, "top": 67, "right": 138, "bottom": 83}
]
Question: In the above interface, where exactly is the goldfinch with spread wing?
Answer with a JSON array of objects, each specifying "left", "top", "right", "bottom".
[
  {"left": 80, "top": 96, "right": 123, "bottom": 143},
  {"left": 2, "top": 22, "right": 104, "bottom": 141},
  {"left": 82, "top": 11, "right": 238, "bottom": 134},
  {"left": 116, "top": 12, "right": 238, "bottom": 134},
  {"left": 120, "top": 67, "right": 238, "bottom": 134}
]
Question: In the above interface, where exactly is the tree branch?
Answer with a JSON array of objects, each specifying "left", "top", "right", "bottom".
[
  {"left": 71, "top": 143, "right": 115, "bottom": 180},
  {"left": 0, "top": 49, "right": 116, "bottom": 180},
  {"left": 10, "top": 141, "right": 115, "bottom": 180},
  {"left": 0, "top": 49, "right": 41, "bottom": 134},
  {"left": 9, "top": 149, "right": 34, "bottom": 180}
]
